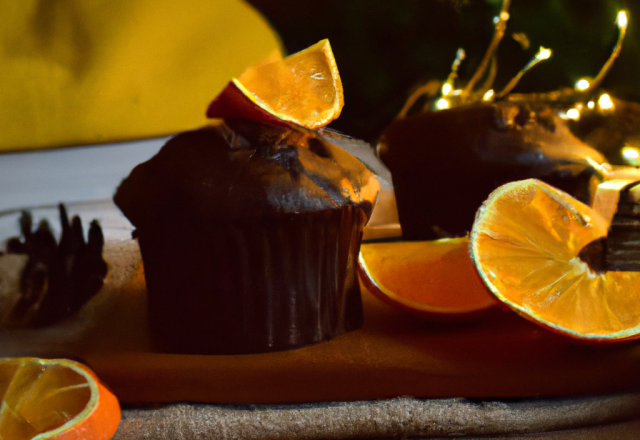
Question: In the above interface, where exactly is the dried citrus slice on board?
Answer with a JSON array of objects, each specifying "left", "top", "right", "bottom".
[
  {"left": 358, "top": 238, "right": 497, "bottom": 319},
  {"left": 207, "top": 39, "right": 344, "bottom": 129},
  {"left": 0, "top": 358, "right": 120, "bottom": 440},
  {"left": 470, "top": 178, "right": 640, "bottom": 341}
]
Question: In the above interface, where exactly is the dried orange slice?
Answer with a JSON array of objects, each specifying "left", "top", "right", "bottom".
[
  {"left": 470, "top": 178, "right": 640, "bottom": 341},
  {"left": 0, "top": 358, "right": 120, "bottom": 440},
  {"left": 207, "top": 39, "right": 343, "bottom": 129},
  {"left": 358, "top": 238, "right": 497, "bottom": 319}
]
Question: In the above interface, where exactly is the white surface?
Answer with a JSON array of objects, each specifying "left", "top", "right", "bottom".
[
  {"left": 0, "top": 137, "right": 168, "bottom": 212},
  {"left": 0, "top": 201, "right": 136, "bottom": 243}
]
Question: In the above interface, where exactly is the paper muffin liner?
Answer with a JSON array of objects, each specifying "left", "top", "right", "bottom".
[{"left": 137, "top": 204, "right": 367, "bottom": 354}]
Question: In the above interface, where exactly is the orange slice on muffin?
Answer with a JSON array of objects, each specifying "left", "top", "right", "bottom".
[{"left": 207, "top": 39, "right": 343, "bottom": 129}]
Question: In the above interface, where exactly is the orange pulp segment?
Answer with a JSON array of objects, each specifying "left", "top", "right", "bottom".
[
  {"left": 0, "top": 358, "right": 120, "bottom": 440},
  {"left": 471, "top": 178, "right": 640, "bottom": 341},
  {"left": 207, "top": 39, "right": 344, "bottom": 129},
  {"left": 358, "top": 238, "right": 497, "bottom": 319}
]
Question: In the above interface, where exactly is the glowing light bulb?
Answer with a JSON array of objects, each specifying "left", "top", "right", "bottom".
[
  {"left": 436, "top": 98, "right": 450, "bottom": 110},
  {"left": 617, "top": 11, "right": 628, "bottom": 29},
  {"left": 566, "top": 108, "right": 580, "bottom": 120},
  {"left": 441, "top": 82, "right": 453, "bottom": 96},
  {"left": 598, "top": 93, "right": 614, "bottom": 110},
  {"left": 622, "top": 146, "right": 640, "bottom": 164},
  {"left": 575, "top": 79, "right": 590, "bottom": 91},
  {"left": 483, "top": 89, "right": 494, "bottom": 101},
  {"left": 536, "top": 47, "right": 552, "bottom": 60},
  {"left": 587, "top": 101, "right": 595, "bottom": 109}
]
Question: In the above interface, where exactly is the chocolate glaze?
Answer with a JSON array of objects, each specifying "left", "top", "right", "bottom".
[
  {"left": 114, "top": 121, "right": 379, "bottom": 354},
  {"left": 379, "top": 103, "right": 607, "bottom": 240},
  {"left": 116, "top": 123, "right": 376, "bottom": 224}
]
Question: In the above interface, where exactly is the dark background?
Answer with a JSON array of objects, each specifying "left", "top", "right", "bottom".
[{"left": 248, "top": 0, "right": 640, "bottom": 143}]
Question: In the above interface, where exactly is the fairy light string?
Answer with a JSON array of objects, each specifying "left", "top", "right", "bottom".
[
  {"left": 461, "top": 0, "right": 511, "bottom": 100},
  {"left": 494, "top": 46, "right": 552, "bottom": 100},
  {"left": 398, "top": 3, "right": 630, "bottom": 117},
  {"left": 585, "top": 11, "right": 628, "bottom": 94}
]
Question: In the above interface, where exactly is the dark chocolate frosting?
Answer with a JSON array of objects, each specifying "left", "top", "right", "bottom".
[{"left": 115, "top": 121, "right": 379, "bottom": 227}]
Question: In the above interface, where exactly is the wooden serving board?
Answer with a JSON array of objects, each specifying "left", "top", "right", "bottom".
[
  {"left": 88, "top": 292, "right": 640, "bottom": 404},
  {"left": 3, "top": 238, "right": 640, "bottom": 404}
]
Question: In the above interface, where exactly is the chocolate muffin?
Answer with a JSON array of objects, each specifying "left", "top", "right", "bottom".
[
  {"left": 379, "top": 102, "right": 608, "bottom": 240},
  {"left": 114, "top": 120, "right": 379, "bottom": 354}
]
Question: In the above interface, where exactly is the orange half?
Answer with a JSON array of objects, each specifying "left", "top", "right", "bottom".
[
  {"left": 358, "top": 238, "right": 497, "bottom": 319},
  {"left": 0, "top": 358, "right": 120, "bottom": 440},
  {"left": 207, "top": 39, "right": 344, "bottom": 129},
  {"left": 471, "top": 179, "right": 640, "bottom": 341}
]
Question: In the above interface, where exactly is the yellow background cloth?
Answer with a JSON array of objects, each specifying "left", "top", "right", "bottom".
[{"left": 0, "top": 0, "right": 280, "bottom": 151}]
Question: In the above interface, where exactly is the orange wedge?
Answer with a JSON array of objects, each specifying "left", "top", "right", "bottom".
[
  {"left": 207, "top": 39, "right": 344, "bottom": 129},
  {"left": 358, "top": 238, "right": 497, "bottom": 319},
  {"left": 0, "top": 358, "right": 120, "bottom": 440},
  {"left": 470, "top": 179, "right": 640, "bottom": 341}
]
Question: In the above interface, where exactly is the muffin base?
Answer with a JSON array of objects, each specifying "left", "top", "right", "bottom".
[{"left": 137, "top": 205, "right": 367, "bottom": 354}]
